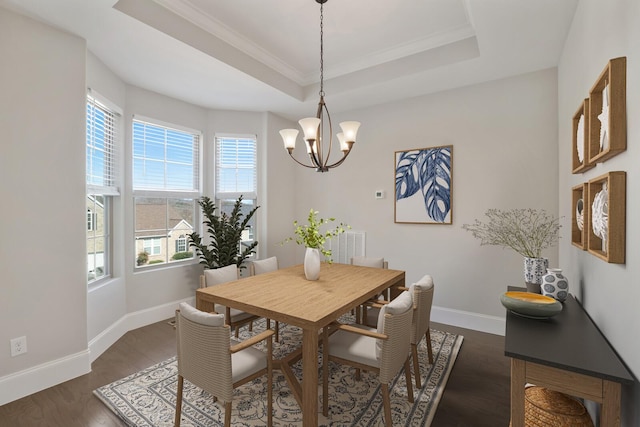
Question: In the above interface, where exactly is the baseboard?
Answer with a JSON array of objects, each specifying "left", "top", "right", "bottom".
[
  {"left": 89, "top": 296, "right": 195, "bottom": 363},
  {"left": 0, "top": 350, "right": 91, "bottom": 406},
  {"left": 0, "top": 296, "right": 195, "bottom": 406},
  {"left": 432, "top": 305, "right": 505, "bottom": 336},
  {"left": 0, "top": 298, "right": 498, "bottom": 406}
]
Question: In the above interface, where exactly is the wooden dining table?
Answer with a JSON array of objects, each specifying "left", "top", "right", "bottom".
[{"left": 195, "top": 262, "right": 405, "bottom": 427}]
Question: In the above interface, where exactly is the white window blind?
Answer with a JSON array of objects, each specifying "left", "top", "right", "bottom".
[
  {"left": 86, "top": 92, "right": 120, "bottom": 195},
  {"left": 215, "top": 136, "right": 257, "bottom": 199},
  {"left": 133, "top": 118, "right": 201, "bottom": 194}
]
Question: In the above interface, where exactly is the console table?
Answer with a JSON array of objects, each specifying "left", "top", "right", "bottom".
[{"left": 504, "top": 289, "right": 634, "bottom": 426}]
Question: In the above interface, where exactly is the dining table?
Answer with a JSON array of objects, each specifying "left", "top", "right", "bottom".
[{"left": 196, "top": 262, "right": 405, "bottom": 427}]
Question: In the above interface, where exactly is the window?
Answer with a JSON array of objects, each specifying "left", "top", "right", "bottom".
[
  {"left": 215, "top": 135, "right": 258, "bottom": 256},
  {"left": 133, "top": 118, "right": 200, "bottom": 268},
  {"left": 87, "top": 209, "right": 97, "bottom": 231},
  {"left": 176, "top": 235, "right": 187, "bottom": 253},
  {"left": 86, "top": 91, "right": 120, "bottom": 284}
]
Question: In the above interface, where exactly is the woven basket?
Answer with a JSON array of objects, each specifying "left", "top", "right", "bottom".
[{"left": 520, "top": 386, "right": 594, "bottom": 427}]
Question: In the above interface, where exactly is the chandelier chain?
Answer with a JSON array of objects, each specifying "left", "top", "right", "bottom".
[{"left": 319, "top": 2, "right": 324, "bottom": 97}]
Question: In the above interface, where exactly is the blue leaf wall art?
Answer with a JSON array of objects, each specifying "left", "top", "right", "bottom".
[{"left": 394, "top": 145, "right": 452, "bottom": 224}]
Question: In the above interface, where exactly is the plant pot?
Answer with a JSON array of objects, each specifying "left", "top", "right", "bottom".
[
  {"left": 523, "top": 257, "right": 548, "bottom": 293},
  {"left": 304, "top": 247, "right": 321, "bottom": 281}
]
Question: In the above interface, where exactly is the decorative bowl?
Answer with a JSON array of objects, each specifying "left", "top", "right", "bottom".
[{"left": 500, "top": 291, "right": 562, "bottom": 319}]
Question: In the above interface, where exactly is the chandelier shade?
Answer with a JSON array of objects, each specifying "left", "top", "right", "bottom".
[{"left": 279, "top": 0, "right": 361, "bottom": 173}]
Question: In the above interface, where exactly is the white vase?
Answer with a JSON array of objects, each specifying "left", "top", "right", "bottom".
[
  {"left": 541, "top": 268, "right": 569, "bottom": 302},
  {"left": 523, "top": 257, "right": 548, "bottom": 293},
  {"left": 304, "top": 247, "right": 321, "bottom": 281}
]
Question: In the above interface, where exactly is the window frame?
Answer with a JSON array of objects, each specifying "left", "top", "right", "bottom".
[
  {"left": 132, "top": 116, "right": 202, "bottom": 270},
  {"left": 86, "top": 90, "right": 121, "bottom": 286},
  {"left": 214, "top": 134, "right": 258, "bottom": 259}
]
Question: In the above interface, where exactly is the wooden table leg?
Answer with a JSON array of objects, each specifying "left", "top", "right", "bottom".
[
  {"left": 510, "top": 358, "right": 526, "bottom": 427},
  {"left": 196, "top": 295, "right": 214, "bottom": 312},
  {"left": 302, "top": 328, "right": 319, "bottom": 427},
  {"left": 601, "top": 380, "right": 621, "bottom": 427}
]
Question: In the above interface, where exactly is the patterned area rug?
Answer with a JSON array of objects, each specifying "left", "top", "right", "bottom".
[{"left": 94, "top": 316, "right": 463, "bottom": 426}]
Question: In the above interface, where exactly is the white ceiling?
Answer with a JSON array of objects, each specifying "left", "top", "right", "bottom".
[{"left": 1, "top": 0, "right": 578, "bottom": 120}]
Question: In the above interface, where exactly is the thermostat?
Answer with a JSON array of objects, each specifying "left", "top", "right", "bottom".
[{"left": 375, "top": 190, "right": 385, "bottom": 199}]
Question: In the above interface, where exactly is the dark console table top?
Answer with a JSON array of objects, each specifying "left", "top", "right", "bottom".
[{"left": 504, "top": 288, "right": 634, "bottom": 384}]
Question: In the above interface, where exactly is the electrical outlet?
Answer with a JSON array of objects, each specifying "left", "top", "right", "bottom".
[{"left": 10, "top": 336, "right": 27, "bottom": 357}]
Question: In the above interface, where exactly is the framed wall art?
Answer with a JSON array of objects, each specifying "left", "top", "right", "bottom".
[
  {"left": 587, "top": 171, "right": 626, "bottom": 264},
  {"left": 572, "top": 98, "right": 594, "bottom": 174},
  {"left": 588, "top": 56, "right": 626, "bottom": 164},
  {"left": 394, "top": 145, "right": 452, "bottom": 224},
  {"left": 571, "top": 183, "right": 588, "bottom": 250}
]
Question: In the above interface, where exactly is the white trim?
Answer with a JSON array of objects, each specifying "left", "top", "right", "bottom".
[
  {"left": 431, "top": 305, "right": 505, "bottom": 336},
  {"left": 132, "top": 114, "right": 202, "bottom": 137},
  {"left": 89, "top": 296, "right": 195, "bottom": 363},
  {"left": 0, "top": 298, "right": 500, "bottom": 406},
  {"left": 0, "top": 297, "right": 194, "bottom": 406},
  {"left": 0, "top": 350, "right": 91, "bottom": 406},
  {"left": 87, "top": 88, "right": 123, "bottom": 116}
]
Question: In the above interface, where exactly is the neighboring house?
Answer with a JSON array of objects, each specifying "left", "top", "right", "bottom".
[{"left": 134, "top": 200, "right": 194, "bottom": 266}]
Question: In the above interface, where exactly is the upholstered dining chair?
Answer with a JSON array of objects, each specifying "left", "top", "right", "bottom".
[
  {"left": 248, "top": 256, "right": 279, "bottom": 276},
  {"left": 350, "top": 256, "right": 388, "bottom": 324},
  {"left": 200, "top": 264, "right": 260, "bottom": 338},
  {"left": 407, "top": 275, "right": 434, "bottom": 387},
  {"left": 322, "top": 291, "right": 414, "bottom": 427},
  {"left": 247, "top": 256, "right": 280, "bottom": 341},
  {"left": 174, "top": 302, "right": 273, "bottom": 427},
  {"left": 366, "top": 274, "right": 435, "bottom": 388}
]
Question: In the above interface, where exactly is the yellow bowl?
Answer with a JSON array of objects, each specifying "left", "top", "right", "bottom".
[{"left": 500, "top": 291, "right": 562, "bottom": 319}]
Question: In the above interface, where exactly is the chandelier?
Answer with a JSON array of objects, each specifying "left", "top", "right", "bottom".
[{"left": 279, "top": 0, "right": 361, "bottom": 173}]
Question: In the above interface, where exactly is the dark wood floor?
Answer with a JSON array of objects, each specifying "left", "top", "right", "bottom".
[{"left": 0, "top": 320, "right": 510, "bottom": 427}]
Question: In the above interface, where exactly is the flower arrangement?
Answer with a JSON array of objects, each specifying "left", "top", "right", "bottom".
[
  {"left": 282, "top": 209, "right": 350, "bottom": 262},
  {"left": 462, "top": 208, "right": 561, "bottom": 258}
]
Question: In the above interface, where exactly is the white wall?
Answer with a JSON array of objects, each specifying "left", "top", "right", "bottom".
[
  {"left": 0, "top": 7, "right": 91, "bottom": 403},
  {"left": 292, "top": 68, "right": 559, "bottom": 326},
  {"left": 558, "top": 0, "right": 639, "bottom": 424}
]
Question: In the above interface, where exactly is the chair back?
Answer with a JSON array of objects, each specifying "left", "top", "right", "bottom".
[
  {"left": 175, "top": 303, "right": 233, "bottom": 402},
  {"left": 410, "top": 275, "right": 434, "bottom": 345},
  {"left": 376, "top": 291, "right": 413, "bottom": 384},
  {"left": 250, "top": 256, "right": 278, "bottom": 276},
  {"left": 351, "top": 256, "right": 388, "bottom": 269},
  {"left": 201, "top": 264, "right": 240, "bottom": 288}
]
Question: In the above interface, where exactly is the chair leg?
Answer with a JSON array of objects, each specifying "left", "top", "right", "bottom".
[
  {"left": 267, "top": 335, "right": 273, "bottom": 427},
  {"left": 175, "top": 375, "right": 184, "bottom": 427},
  {"left": 275, "top": 322, "right": 280, "bottom": 342},
  {"left": 404, "top": 358, "right": 414, "bottom": 403},
  {"left": 411, "top": 343, "right": 421, "bottom": 388},
  {"left": 381, "top": 383, "right": 392, "bottom": 427},
  {"left": 224, "top": 401, "right": 232, "bottom": 427},
  {"left": 426, "top": 329, "right": 434, "bottom": 364},
  {"left": 322, "top": 327, "right": 329, "bottom": 417}
]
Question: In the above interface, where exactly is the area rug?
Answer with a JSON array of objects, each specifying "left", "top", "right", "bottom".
[{"left": 94, "top": 317, "right": 463, "bottom": 426}]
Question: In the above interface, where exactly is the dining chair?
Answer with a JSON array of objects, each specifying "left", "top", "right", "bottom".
[
  {"left": 365, "top": 274, "right": 435, "bottom": 388},
  {"left": 350, "top": 256, "right": 388, "bottom": 324},
  {"left": 248, "top": 256, "right": 279, "bottom": 276},
  {"left": 322, "top": 291, "right": 414, "bottom": 427},
  {"left": 409, "top": 275, "right": 434, "bottom": 387},
  {"left": 247, "top": 256, "right": 280, "bottom": 341},
  {"left": 200, "top": 264, "right": 260, "bottom": 338},
  {"left": 174, "top": 302, "right": 273, "bottom": 427}
]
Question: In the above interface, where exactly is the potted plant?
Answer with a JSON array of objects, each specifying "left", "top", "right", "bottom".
[
  {"left": 188, "top": 195, "right": 259, "bottom": 270},
  {"left": 462, "top": 208, "right": 561, "bottom": 292},
  {"left": 282, "top": 209, "right": 350, "bottom": 280}
]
